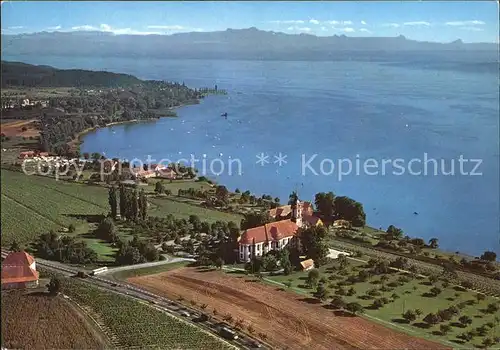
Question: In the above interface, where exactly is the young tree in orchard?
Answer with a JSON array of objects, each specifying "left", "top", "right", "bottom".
[
  {"left": 108, "top": 186, "right": 118, "bottom": 219},
  {"left": 480, "top": 251, "right": 497, "bottom": 262},
  {"left": 154, "top": 181, "right": 164, "bottom": 194},
  {"left": 428, "top": 238, "right": 439, "bottom": 249},
  {"left": 47, "top": 277, "right": 62, "bottom": 296},
  {"left": 386, "top": 225, "right": 403, "bottom": 240}
]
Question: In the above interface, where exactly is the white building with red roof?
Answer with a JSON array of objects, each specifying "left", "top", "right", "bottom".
[{"left": 1, "top": 251, "right": 39, "bottom": 289}]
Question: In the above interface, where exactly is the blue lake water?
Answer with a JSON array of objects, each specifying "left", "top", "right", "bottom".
[{"left": 4, "top": 55, "right": 499, "bottom": 256}]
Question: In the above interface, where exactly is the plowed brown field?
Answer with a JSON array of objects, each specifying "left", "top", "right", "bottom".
[
  {"left": 1, "top": 119, "right": 39, "bottom": 137},
  {"left": 128, "top": 267, "right": 449, "bottom": 350}
]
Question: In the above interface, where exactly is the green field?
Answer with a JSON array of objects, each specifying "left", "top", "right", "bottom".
[
  {"left": 41, "top": 270, "right": 234, "bottom": 349},
  {"left": 149, "top": 196, "right": 242, "bottom": 223},
  {"left": 111, "top": 261, "right": 189, "bottom": 280},
  {"left": 1, "top": 169, "right": 109, "bottom": 245},
  {"left": 1, "top": 169, "right": 242, "bottom": 255},
  {"left": 261, "top": 259, "right": 500, "bottom": 348}
]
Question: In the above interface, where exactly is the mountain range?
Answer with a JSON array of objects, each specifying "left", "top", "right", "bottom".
[{"left": 2, "top": 28, "right": 497, "bottom": 61}]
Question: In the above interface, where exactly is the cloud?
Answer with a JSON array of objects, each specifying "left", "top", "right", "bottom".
[
  {"left": 403, "top": 21, "right": 431, "bottom": 26},
  {"left": 320, "top": 26, "right": 328, "bottom": 32},
  {"left": 72, "top": 25, "right": 97, "bottom": 31},
  {"left": 359, "top": 28, "right": 372, "bottom": 33},
  {"left": 327, "top": 20, "right": 339, "bottom": 25},
  {"left": 100, "top": 24, "right": 112, "bottom": 31},
  {"left": 382, "top": 23, "right": 400, "bottom": 28},
  {"left": 361, "top": 21, "right": 367, "bottom": 25},
  {"left": 286, "top": 26, "right": 311, "bottom": 33},
  {"left": 8, "top": 26, "right": 24, "bottom": 29},
  {"left": 147, "top": 25, "right": 185, "bottom": 30},
  {"left": 445, "top": 20, "right": 485, "bottom": 26},
  {"left": 332, "top": 27, "right": 355, "bottom": 33},
  {"left": 47, "top": 25, "right": 61, "bottom": 30},
  {"left": 71, "top": 24, "right": 164, "bottom": 35},
  {"left": 269, "top": 20, "right": 305, "bottom": 24},
  {"left": 309, "top": 19, "right": 320, "bottom": 25},
  {"left": 343, "top": 21, "right": 353, "bottom": 25},
  {"left": 460, "top": 26, "right": 484, "bottom": 32}
]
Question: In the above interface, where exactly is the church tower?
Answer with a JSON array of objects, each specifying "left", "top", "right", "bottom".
[{"left": 291, "top": 198, "right": 303, "bottom": 228}]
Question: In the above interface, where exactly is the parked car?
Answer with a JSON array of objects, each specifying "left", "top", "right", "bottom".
[{"left": 179, "top": 310, "right": 190, "bottom": 317}]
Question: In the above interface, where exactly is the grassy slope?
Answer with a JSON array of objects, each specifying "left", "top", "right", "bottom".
[{"left": 264, "top": 260, "right": 500, "bottom": 348}]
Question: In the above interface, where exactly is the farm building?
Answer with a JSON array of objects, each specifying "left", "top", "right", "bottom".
[
  {"left": 300, "top": 259, "right": 315, "bottom": 271},
  {"left": 1, "top": 251, "right": 39, "bottom": 289}
]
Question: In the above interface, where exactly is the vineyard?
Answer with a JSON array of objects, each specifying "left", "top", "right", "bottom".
[
  {"left": 1, "top": 290, "right": 105, "bottom": 349},
  {"left": 58, "top": 275, "right": 234, "bottom": 349},
  {"left": 1, "top": 169, "right": 109, "bottom": 245}
]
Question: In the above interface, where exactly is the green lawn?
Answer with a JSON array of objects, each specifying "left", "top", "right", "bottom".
[
  {"left": 263, "top": 259, "right": 500, "bottom": 348},
  {"left": 149, "top": 196, "right": 242, "bottom": 224}
]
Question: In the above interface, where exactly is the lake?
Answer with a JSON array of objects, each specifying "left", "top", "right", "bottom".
[{"left": 4, "top": 54, "right": 499, "bottom": 256}]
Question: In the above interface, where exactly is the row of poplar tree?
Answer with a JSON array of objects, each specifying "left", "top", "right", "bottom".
[{"left": 108, "top": 185, "right": 148, "bottom": 221}]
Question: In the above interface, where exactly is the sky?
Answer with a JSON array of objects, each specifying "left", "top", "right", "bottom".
[{"left": 1, "top": 1, "right": 499, "bottom": 43}]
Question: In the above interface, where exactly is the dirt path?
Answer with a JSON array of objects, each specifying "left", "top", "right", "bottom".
[{"left": 128, "top": 267, "right": 449, "bottom": 350}]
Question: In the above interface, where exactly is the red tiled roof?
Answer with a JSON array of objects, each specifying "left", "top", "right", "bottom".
[
  {"left": 1, "top": 252, "right": 39, "bottom": 284},
  {"left": 239, "top": 219, "right": 299, "bottom": 244},
  {"left": 269, "top": 201, "right": 313, "bottom": 219}
]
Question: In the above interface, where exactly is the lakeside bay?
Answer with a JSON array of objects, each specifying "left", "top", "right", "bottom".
[{"left": 5, "top": 55, "right": 498, "bottom": 257}]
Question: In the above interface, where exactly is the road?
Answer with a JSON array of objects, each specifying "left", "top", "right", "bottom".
[
  {"left": 100, "top": 256, "right": 196, "bottom": 275},
  {"left": 1, "top": 249, "right": 266, "bottom": 350}
]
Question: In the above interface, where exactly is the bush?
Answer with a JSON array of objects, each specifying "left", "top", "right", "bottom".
[
  {"left": 68, "top": 224, "right": 76, "bottom": 233},
  {"left": 159, "top": 255, "right": 167, "bottom": 261}
]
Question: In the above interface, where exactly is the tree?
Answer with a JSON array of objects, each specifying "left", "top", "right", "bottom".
[
  {"left": 429, "top": 286, "right": 442, "bottom": 296},
  {"left": 428, "top": 238, "right": 439, "bottom": 249},
  {"left": 483, "top": 338, "right": 494, "bottom": 348},
  {"left": 402, "top": 310, "right": 417, "bottom": 323},
  {"left": 486, "top": 303, "right": 499, "bottom": 314},
  {"left": 138, "top": 189, "right": 148, "bottom": 221},
  {"left": 95, "top": 217, "right": 118, "bottom": 243},
  {"left": 68, "top": 224, "right": 76, "bottom": 233},
  {"left": 279, "top": 249, "right": 293, "bottom": 275},
  {"left": 415, "top": 309, "right": 423, "bottom": 317},
  {"left": 337, "top": 254, "right": 349, "bottom": 269},
  {"left": 306, "top": 269, "right": 320, "bottom": 288},
  {"left": 215, "top": 257, "right": 224, "bottom": 270},
  {"left": 345, "top": 302, "right": 364, "bottom": 316},
  {"left": 313, "top": 283, "right": 329, "bottom": 301},
  {"left": 108, "top": 186, "right": 118, "bottom": 219},
  {"left": 459, "top": 315, "right": 473, "bottom": 327},
  {"left": 9, "top": 240, "right": 22, "bottom": 252},
  {"left": 372, "top": 299, "right": 384, "bottom": 309},
  {"left": 440, "top": 324, "right": 451, "bottom": 335},
  {"left": 330, "top": 296, "right": 346, "bottom": 310},
  {"left": 480, "top": 251, "right": 497, "bottom": 262},
  {"left": 215, "top": 185, "right": 229, "bottom": 204},
  {"left": 299, "top": 225, "right": 329, "bottom": 266},
  {"left": 334, "top": 196, "right": 366, "bottom": 227},
  {"left": 47, "top": 277, "right": 61, "bottom": 295},
  {"left": 155, "top": 181, "right": 164, "bottom": 194},
  {"left": 476, "top": 293, "right": 486, "bottom": 303},
  {"left": 314, "top": 192, "right": 335, "bottom": 221},
  {"left": 386, "top": 225, "right": 403, "bottom": 240},
  {"left": 240, "top": 211, "right": 271, "bottom": 230},
  {"left": 423, "top": 313, "right": 442, "bottom": 325},
  {"left": 261, "top": 254, "right": 278, "bottom": 272}
]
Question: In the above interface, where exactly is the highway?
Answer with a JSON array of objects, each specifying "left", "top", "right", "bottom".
[{"left": 1, "top": 249, "right": 268, "bottom": 350}]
